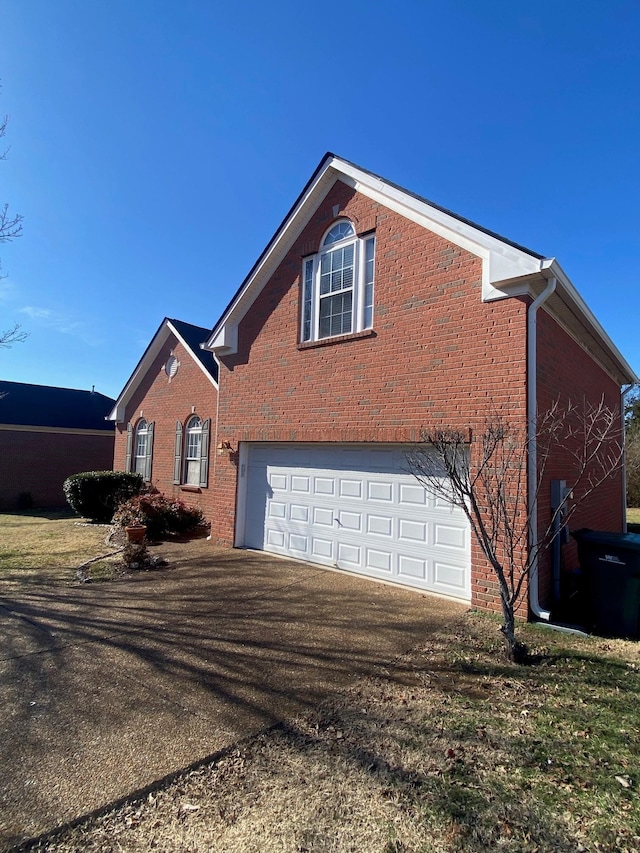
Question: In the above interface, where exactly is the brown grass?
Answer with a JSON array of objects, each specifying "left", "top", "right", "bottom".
[
  {"left": 26, "top": 614, "right": 640, "bottom": 853},
  {"left": 0, "top": 510, "right": 120, "bottom": 587},
  {"left": 627, "top": 507, "right": 640, "bottom": 525}
]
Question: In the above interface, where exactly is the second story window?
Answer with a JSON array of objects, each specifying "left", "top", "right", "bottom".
[{"left": 301, "top": 220, "right": 375, "bottom": 343}]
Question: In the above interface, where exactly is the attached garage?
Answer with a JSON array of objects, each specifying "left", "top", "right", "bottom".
[{"left": 237, "top": 443, "right": 471, "bottom": 601}]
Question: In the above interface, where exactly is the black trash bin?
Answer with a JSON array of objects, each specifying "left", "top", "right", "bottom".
[{"left": 572, "top": 529, "right": 640, "bottom": 639}]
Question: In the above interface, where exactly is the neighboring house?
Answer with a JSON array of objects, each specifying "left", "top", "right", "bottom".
[
  {"left": 109, "top": 318, "right": 219, "bottom": 522},
  {"left": 112, "top": 154, "right": 637, "bottom": 619},
  {"left": 0, "top": 381, "right": 115, "bottom": 509}
]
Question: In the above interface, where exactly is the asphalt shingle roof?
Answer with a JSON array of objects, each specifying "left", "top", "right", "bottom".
[
  {"left": 167, "top": 319, "right": 219, "bottom": 383},
  {"left": 0, "top": 381, "right": 116, "bottom": 430}
]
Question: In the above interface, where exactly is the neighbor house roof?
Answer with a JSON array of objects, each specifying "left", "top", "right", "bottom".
[
  {"left": 108, "top": 318, "right": 218, "bottom": 423},
  {"left": 0, "top": 381, "right": 116, "bottom": 431},
  {"left": 203, "top": 152, "right": 637, "bottom": 386}
]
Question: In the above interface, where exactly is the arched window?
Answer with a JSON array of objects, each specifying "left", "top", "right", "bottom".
[
  {"left": 134, "top": 419, "right": 149, "bottom": 476},
  {"left": 173, "top": 416, "right": 211, "bottom": 487},
  {"left": 301, "top": 219, "right": 375, "bottom": 342},
  {"left": 125, "top": 418, "right": 154, "bottom": 481},
  {"left": 184, "top": 416, "right": 203, "bottom": 485}
]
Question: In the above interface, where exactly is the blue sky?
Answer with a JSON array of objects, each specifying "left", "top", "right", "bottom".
[{"left": 1, "top": 0, "right": 639, "bottom": 399}]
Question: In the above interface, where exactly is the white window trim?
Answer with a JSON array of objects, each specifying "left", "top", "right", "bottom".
[
  {"left": 301, "top": 221, "right": 375, "bottom": 343},
  {"left": 183, "top": 415, "right": 203, "bottom": 486}
]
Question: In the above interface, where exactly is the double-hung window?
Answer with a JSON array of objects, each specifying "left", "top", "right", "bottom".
[
  {"left": 184, "top": 416, "right": 203, "bottom": 485},
  {"left": 173, "top": 416, "right": 210, "bottom": 488},
  {"left": 301, "top": 220, "right": 375, "bottom": 343},
  {"left": 125, "top": 418, "right": 154, "bottom": 481}
]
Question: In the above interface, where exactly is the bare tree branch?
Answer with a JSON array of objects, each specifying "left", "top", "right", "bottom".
[
  {"left": 0, "top": 323, "right": 28, "bottom": 348},
  {"left": 406, "top": 401, "right": 624, "bottom": 662}
]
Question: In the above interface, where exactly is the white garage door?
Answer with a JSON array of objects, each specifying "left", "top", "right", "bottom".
[{"left": 240, "top": 444, "right": 470, "bottom": 601}]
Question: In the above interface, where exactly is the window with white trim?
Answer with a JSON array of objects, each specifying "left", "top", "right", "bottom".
[
  {"left": 134, "top": 419, "right": 149, "bottom": 476},
  {"left": 184, "top": 416, "right": 203, "bottom": 485},
  {"left": 301, "top": 220, "right": 375, "bottom": 342},
  {"left": 126, "top": 418, "right": 154, "bottom": 481},
  {"left": 173, "top": 416, "right": 211, "bottom": 488}
]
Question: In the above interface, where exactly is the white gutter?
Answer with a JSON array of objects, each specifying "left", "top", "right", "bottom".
[
  {"left": 621, "top": 383, "right": 635, "bottom": 534},
  {"left": 528, "top": 274, "right": 557, "bottom": 621}
]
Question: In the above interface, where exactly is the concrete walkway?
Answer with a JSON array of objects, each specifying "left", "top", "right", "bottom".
[{"left": 0, "top": 542, "right": 465, "bottom": 850}]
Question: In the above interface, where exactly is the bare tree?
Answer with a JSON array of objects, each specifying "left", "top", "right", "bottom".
[
  {"left": 406, "top": 399, "right": 624, "bottom": 662},
  {"left": 0, "top": 322, "right": 27, "bottom": 349},
  {"left": 0, "top": 91, "right": 26, "bottom": 351},
  {"left": 0, "top": 113, "right": 23, "bottom": 245}
]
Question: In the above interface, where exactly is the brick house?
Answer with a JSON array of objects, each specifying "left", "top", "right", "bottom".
[
  {"left": 113, "top": 155, "right": 637, "bottom": 619},
  {"left": 109, "top": 318, "right": 219, "bottom": 522},
  {"left": 0, "top": 380, "right": 115, "bottom": 509}
]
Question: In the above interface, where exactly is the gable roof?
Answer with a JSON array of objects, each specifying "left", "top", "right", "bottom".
[
  {"left": 109, "top": 318, "right": 218, "bottom": 423},
  {"left": 203, "top": 152, "right": 637, "bottom": 386},
  {"left": 0, "top": 381, "right": 115, "bottom": 431}
]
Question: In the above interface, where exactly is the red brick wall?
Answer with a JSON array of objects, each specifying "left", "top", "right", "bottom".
[
  {"left": 535, "top": 309, "right": 624, "bottom": 610},
  {"left": 113, "top": 334, "right": 218, "bottom": 523},
  {"left": 0, "top": 429, "right": 114, "bottom": 509},
  {"left": 212, "top": 180, "right": 530, "bottom": 613}
]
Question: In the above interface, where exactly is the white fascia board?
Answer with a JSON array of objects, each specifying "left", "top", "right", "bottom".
[
  {"left": 108, "top": 321, "right": 218, "bottom": 423},
  {"left": 205, "top": 156, "right": 545, "bottom": 355},
  {"left": 108, "top": 325, "right": 173, "bottom": 422},
  {"left": 333, "top": 159, "right": 542, "bottom": 297},
  {"left": 488, "top": 258, "right": 638, "bottom": 384},
  {"left": 204, "top": 161, "right": 340, "bottom": 354},
  {"left": 166, "top": 321, "right": 219, "bottom": 390},
  {"left": 545, "top": 261, "right": 639, "bottom": 383}
]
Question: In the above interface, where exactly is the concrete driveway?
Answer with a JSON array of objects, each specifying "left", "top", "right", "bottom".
[{"left": 0, "top": 541, "right": 466, "bottom": 849}]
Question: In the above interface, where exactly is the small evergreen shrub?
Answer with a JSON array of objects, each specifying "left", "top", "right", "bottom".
[
  {"left": 112, "top": 489, "right": 206, "bottom": 539},
  {"left": 15, "top": 491, "right": 34, "bottom": 510},
  {"left": 63, "top": 471, "right": 143, "bottom": 522}
]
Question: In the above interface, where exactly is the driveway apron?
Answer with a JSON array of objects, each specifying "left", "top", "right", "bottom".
[{"left": 0, "top": 543, "right": 465, "bottom": 849}]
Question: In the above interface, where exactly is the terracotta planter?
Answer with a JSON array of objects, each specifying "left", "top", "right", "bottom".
[{"left": 125, "top": 525, "right": 147, "bottom": 543}]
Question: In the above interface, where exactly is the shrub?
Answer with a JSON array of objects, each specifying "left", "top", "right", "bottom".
[
  {"left": 63, "top": 471, "right": 144, "bottom": 523},
  {"left": 112, "top": 489, "right": 206, "bottom": 539}
]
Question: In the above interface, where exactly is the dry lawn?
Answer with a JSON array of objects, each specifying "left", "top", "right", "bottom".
[
  {"left": 0, "top": 510, "right": 120, "bottom": 586},
  {"left": 4, "top": 511, "right": 640, "bottom": 852},
  {"left": 627, "top": 507, "right": 640, "bottom": 526},
  {"left": 24, "top": 614, "right": 640, "bottom": 853}
]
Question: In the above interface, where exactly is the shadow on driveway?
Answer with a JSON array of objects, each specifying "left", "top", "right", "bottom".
[{"left": 0, "top": 543, "right": 466, "bottom": 849}]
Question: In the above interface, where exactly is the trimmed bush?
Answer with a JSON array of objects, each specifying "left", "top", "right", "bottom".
[
  {"left": 112, "top": 489, "right": 206, "bottom": 539},
  {"left": 63, "top": 471, "right": 143, "bottom": 522}
]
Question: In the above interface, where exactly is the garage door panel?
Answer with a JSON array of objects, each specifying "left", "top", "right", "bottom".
[
  {"left": 368, "top": 481, "right": 393, "bottom": 502},
  {"left": 367, "top": 515, "right": 393, "bottom": 537},
  {"left": 312, "top": 537, "right": 334, "bottom": 559},
  {"left": 313, "top": 507, "right": 334, "bottom": 526},
  {"left": 365, "top": 548, "right": 393, "bottom": 573},
  {"left": 434, "top": 560, "right": 467, "bottom": 594},
  {"left": 290, "top": 504, "right": 309, "bottom": 522},
  {"left": 398, "top": 555, "right": 427, "bottom": 580},
  {"left": 243, "top": 444, "right": 470, "bottom": 601},
  {"left": 337, "top": 542, "right": 361, "bottom": 567},
  {"left": 434, "top": 523, "right": 466, "bottom": 550},
  {"left": 339, "top": 479, "right": 362, "bottom": 499},
  {"left": 337, "top": 510, "right": 362, "bottom": 532},
  {"left": 291, "top": 476, "right": 310, "bottom": 493}
]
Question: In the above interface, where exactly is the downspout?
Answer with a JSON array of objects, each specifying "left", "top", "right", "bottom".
[
  {"left": 621, "top": 384, "right": 635, "bottom": 534},
  {"left": 528, "top": 274, "right": 557, "bottom": 621}
]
